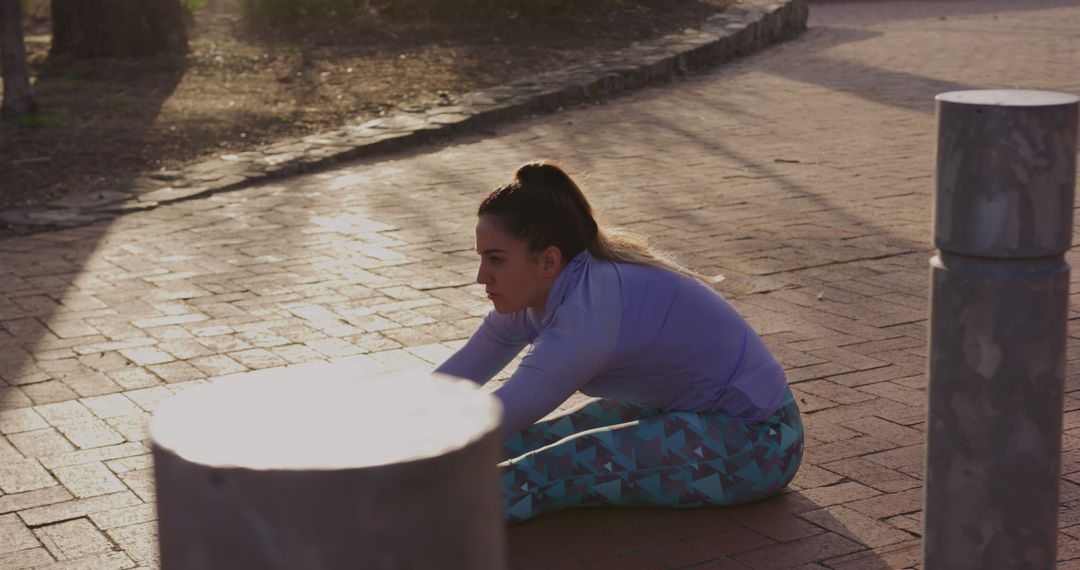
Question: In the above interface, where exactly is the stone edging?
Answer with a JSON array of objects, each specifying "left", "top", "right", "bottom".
[{"left": 1, "top": 0, "right": 807, "bottom": 229}]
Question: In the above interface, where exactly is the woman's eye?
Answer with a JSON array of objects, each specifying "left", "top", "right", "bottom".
[{"left": 489, "top": 257, "right": 503, "bottom": 265}]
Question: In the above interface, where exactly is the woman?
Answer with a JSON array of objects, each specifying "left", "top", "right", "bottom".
[{"left": 436, "top": 161, "right": 803, "bottom": 523}]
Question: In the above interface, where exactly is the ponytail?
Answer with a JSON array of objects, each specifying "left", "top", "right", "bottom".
[{"left": 479, "top": 161, "right": 720, "bottom": 283}]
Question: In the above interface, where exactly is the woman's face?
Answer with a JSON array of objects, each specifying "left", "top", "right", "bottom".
[{"left": 475, "top": 215, "right": 554, "bottom": 314}]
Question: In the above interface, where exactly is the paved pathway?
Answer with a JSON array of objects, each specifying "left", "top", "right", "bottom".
[{"left": 2, "top": 0, "right": 1080, "bottom": 567}]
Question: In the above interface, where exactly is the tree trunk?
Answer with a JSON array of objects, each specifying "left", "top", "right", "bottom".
[
  {"left": 51, "top": 0, "right": 187, "bottom": 58},
  {"left": 0, "top": 0, "right": 38, "bottom": 120}
]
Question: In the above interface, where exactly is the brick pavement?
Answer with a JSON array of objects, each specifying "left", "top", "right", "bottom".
[{"left": 2, "top": 0, "right": 1080, "bottom": 567}]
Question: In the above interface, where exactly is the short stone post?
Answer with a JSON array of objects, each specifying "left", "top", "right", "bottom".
[
  {"left": 924, "top": 90, "right": 1079, "bottom": 569},
  {"left": 151, "top": 363, "right": 506, "bottom": 569}
]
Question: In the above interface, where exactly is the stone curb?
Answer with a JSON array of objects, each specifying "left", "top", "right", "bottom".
[{"left": 0, "top": 0, "right": 807, "bottom": 229}]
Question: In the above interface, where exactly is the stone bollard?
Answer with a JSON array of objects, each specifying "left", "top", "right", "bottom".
[
  {"left": 924, "top": 90, "right": 1079, "bottom": 569},
  {"left": 150, "top": 363, "right": 506, "bottom": 570}
]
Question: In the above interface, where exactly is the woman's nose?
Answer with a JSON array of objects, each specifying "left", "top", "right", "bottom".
[{"left": 476, "top": 265, "right": 490, "bottom": 285}]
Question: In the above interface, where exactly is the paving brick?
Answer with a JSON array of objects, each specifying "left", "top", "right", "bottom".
[
  {"left": 841, "top": 416, "right": 923, "bottom": 447},
  {"left": 0, "top": 360, "right": 52, "bottom": 387},
  {"left": 789, "top": 389, "right": 836, "bottom": 415},
  {"left": 54, "top": 370, "right": 123, "bottom": 398},
  {"left": 885, "top": 514, "right": 922, "bottom": 538},
  {"left": 0, "top": 458, "right": 58, "bottom": 494},
  {"left": 227, "top": 348, "right": 289, "bottom": 369},
  {"left": 117, "top": 469, "right": 155, "bottom": 503},
  {"left": 55, "top": 420, "right": 126, "bottom": 450},
  {"left": 188, "top": 354, "right": 249, "bottom": 376},
  {"left": 806, "top": 348, "right": 889, "bottom": 373},
  {"left": 0, "top": 407, "right": 49, "bottom": 434},
  {"left": 8, "top": 428, "right": 77, "bottom": 458},
  {"left": 0, "top": 386, "right": 34, "bottom": 410},
  {"left": 34, "top": 518, "right": 114, "bottom": 560},
  {"left": 117, "top": 348, "right": 174, "bottom": 367},
  {"left": 106, "top": 521, "right": 158, "bottom": 567},
  {"left": 788, "top": 464, "right": 845, "bottom": 492},
  {"left": 0, "top": 485, "right": 73, "bottom": 515},
  {"left": 104, "top": 368, "right": 162, "bottom": 390},
  {"left": 35, "top": 401, "right": 95, "bottom": 428},
  {"left": 823, "top": 540, "right": 922, "bottom": 570},
  {"left": 775, "top": 482, "right": 882, "bottom": 514},
  {"left": 732, "top": 531, "right": 864, "bottom": 569},
  {"left": 30, "top": 550, "right": 136, "bottom": 570},
  {"left": 566, "top": 521, "right": 691, "bottom": 562},
  {"left": 863, "top": 444, "right": 924, "bottom": 472},
  {"left": 77, "top": 352, "right": 132, "bottom": 373},
  {"left": 88, "top": 503, "right": 156, "bottom": 531},
  {"left": 123, "top": 387, "right": 175, "bottom": 413},
  {"left": 104, "top": 415, "right": 150, "bottom": 443},
  {"left": 724, "top": 502, "right": 823, "bottom": 543},
  {"left": 21, "top": 381, "right": 80, "bottom": 405},
  {"left": 53, "top": 463, "right": 128, "bottom": 498},
  {"left": 805, "top": 436, "right": 897, "bottom": 465},
  {"left": 844, "top": 488, "right": 924, "bottom": 520},
  {"left": 795, "top": 380, "right": 877, "bottom": 405},
  {"left": 855, "top": 381, "right": 925, "bottom": 408},
  {"left": 146, "top": 360, "right": 207, "bottom": 383},
  {"left": 0, "top": 547, "right": 54, "bottom": 568},
  {"left": 155, "top": 339, "right": 213, "bottom": 361},
  {"left": 81, "top": 394, "right": 142, "bottom": 420},
  {"left": 799, "top": 505, "right": 913, "bottom": 548},
  {"left": 144, "top": 324, "right": 195, "bottom": 341},
  {"left": 786, "top": 362, "right": 857, "bottom": 384},
  {"left": 643, "top": 527, "right": 774, "bottom": 567},
  {"left": 821, "top": 457, "right": 920, "bottom": 494},
  {"left": 799, "top": 415, "right": 858, "bottom": 444},
  {"left": 73, "top": 338, "right": 157, "bottom": 357},
  {"left": 132, "top": 314, "right": 208, "bottom": 329},
  {"left": 806, "top": 398, "right": 917, "bottom": 426},
  {"left": 274, "top": 343, "right": 328, "bottom": 364},
  {"left": 18, "top": 491, "right": 143, "bottom": 527},
  {"left": 39, "top": 443, "right": 148, "bottom": 471},
  {"left": 0, "top": 512, "right": 41, "bottom": 554}
]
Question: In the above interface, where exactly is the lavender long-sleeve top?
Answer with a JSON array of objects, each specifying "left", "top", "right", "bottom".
[{"left": 436, "top": 251, "right": 788, "bottom": 435}]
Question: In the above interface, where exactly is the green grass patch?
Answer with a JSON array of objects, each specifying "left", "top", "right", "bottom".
[
  {"left": 104, "top": 93, "right": 136, "bottom": 109},
  {"left": 13, "top": 110, "right": 67, "bottom": 128},
  {"left": 48, "top": 68, "right": 92, "bottom": 86}
]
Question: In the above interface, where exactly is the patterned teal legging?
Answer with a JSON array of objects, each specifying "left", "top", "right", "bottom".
[{"left": 500, "top": 387, "right": 803, "bottom": 522}]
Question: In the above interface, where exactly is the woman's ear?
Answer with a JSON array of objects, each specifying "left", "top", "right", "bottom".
[{"left": 539, "top": 246, "right": 562, "bottom": 278}]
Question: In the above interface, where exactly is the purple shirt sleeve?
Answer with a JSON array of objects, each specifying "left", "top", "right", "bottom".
[
  {"left": 490, "top": 300, "right": 620, "bottom": 434},
  {"left": 435, "top": 310, "right": 535, "bottom": 385}
]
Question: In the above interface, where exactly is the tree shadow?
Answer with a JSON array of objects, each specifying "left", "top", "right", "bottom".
[
  {"left": 0, "top": 53, "right": 185, "bottom": 412},
  {"left": 504, "top": 489, "right": 920, "bottom": 569}
]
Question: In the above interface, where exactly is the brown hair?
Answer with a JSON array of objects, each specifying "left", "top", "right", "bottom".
[{"left": 478, "top": 160, "right": 718, "bottom": 282}]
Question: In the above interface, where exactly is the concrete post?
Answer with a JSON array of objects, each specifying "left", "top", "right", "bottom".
[
  {"left": 150, "top": 363, "right": 506, "bottom": 570},
  {"left": 924, "top": 90, "right": 1079, "bottom": 569}
]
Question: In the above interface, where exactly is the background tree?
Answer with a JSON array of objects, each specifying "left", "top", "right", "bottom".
[
  {"left": 51, "top": 0, "right": 188, "bottom": 58},
  {"left": 0, "top": 0, "right": 38, "bottom": 119}
]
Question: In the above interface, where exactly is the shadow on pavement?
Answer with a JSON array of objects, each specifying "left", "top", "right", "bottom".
[
  {"left": 505, "top": 493, "right": 917, "bottom": 568},
  {"left": 0, "top": 60, "right": 186, "bottom": 413}
]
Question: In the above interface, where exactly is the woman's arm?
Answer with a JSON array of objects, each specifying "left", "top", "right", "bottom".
[
  {"left": 435, "top": 310, "right": 535, "bottom": 385},
  {"left": 491, "top": 304, "right": 620, "bottom": 435}
]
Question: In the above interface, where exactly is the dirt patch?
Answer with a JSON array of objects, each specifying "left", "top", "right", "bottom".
[{"left": 1, "top": 1, "right": 731, "bottom": 217}]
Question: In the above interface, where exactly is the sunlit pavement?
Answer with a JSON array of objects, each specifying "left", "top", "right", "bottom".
[{"left": 2, "top": 1, "right": 1080, "bottom": 567}]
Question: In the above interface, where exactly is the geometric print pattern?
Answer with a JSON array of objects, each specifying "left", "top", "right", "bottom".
[{"left": 500, "top": 387, "right": 803, "bottom": 523}]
